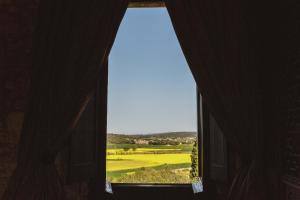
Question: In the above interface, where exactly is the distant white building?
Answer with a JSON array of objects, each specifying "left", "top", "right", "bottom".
[{"left": 134, "top": 139, "right": 149, "bottom": 144}]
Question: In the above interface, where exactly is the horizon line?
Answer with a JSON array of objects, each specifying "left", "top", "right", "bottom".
[{"left": 107, "top": 131, "right": 197, "bottom": 135}]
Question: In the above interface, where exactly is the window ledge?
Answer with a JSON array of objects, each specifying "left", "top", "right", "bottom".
[{"left": 107, "top": 183, "right": 207, "bottom": 200}]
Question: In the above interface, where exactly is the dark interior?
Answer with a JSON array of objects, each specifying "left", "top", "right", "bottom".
[{"left": 0, "top": 0, "right": 299, "bottom": 200}]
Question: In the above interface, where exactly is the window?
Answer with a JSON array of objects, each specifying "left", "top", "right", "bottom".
[
  {"left": 67, "top": 2, "right": 228, "bottom": 199},
  {"left": 106, "top": 8, "right": 199, "bottom": 184}
]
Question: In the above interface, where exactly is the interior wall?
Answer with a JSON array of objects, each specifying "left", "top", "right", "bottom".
[
  {"left": 259, "top": 1, "right": 299, "bottom": 199},
  {"left": 0, "top": 0, "right": 35, "bottom": 197},
  {"left": 279, "top": 1, "right": 300, "bottom": 199},
  {"left": 0, "top": 0, "right": 88, "bottom": 199}
]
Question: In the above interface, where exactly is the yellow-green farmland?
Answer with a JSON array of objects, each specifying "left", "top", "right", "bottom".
[
  {"left": 106, "top": 141, "right": 197, "bottom": 184},
  {"left": 107, "top": 153, "right": 191, "bottom": 171}
]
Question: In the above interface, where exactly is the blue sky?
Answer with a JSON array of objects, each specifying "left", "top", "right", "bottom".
[{"left": 107, "top": 8, "right": 196, "bottom": 134}]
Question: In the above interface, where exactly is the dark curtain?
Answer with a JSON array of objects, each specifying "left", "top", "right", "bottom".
[
  {"left": 2, "top": 0, "right": 128, "bottom": 199},
  {"left": 165, "top": 0, "right": 267, "bottom": 199}
]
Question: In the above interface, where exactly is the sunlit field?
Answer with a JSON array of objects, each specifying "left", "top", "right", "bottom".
[
  {"left": 106, "top": 141, "right": 197, "bottom": 184},
  {"left": 107, "top": 153, "right": 191, "bottom": 171}
]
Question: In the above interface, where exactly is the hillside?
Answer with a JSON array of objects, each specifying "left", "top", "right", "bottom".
[
  {"left": 138, "top": 131, "right": 197, "bottom": 138},
  {"left": 107, "top": 131, "right": 197, "bottom": 145}
]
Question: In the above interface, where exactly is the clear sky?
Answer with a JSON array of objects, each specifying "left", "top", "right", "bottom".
[{"left": 107, "top": 8, "right": 196, "bottom": 135}]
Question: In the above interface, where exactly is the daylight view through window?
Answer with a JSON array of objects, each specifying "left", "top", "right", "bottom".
[{"left": 106, "top": 8, "right": 198, "bottom": 184}]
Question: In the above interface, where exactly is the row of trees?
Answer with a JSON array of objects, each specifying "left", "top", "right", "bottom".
[{"left": 190, "top": 140, "right": 198, "bottom": 180}]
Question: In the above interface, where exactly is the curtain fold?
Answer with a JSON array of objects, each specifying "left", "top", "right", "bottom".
[
  {"left": 2, "top": 0, "right": 128, "bottom": 199},
  {"left": 165, "top": 0, "right": 267, "bottom": 199}
]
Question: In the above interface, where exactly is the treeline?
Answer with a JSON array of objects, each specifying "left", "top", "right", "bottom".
[
  {"left": 107, "top": 134, "right": 135, "bottom": 144},
  {"left": 148, "top": 140, "right": 181, "bottom": 145},
  {"left": 107, "top": 150, "right": 183, "bottom": 155},
  {"left": 107, "top": 132, "right": 197, "bottom": 145}
]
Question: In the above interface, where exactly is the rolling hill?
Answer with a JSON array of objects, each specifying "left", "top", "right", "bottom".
[{"left": 107, "top": 131, "right": 197, "bottom": 144}]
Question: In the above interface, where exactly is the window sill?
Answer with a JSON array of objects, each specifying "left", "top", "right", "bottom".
[
  {"left": 112, "top": 183, "right": 193, "bottom": 187},
  {"left": 107, "top": 183, "right": 207, "bottom": 200}
]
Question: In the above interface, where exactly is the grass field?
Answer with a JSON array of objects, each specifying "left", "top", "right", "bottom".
[{"left": 106, "top": 144, "right": 194, "bottom": 183}]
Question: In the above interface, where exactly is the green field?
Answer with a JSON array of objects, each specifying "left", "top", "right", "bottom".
[{"left": 106, "top": 144, "right": 194, "bottom": 183}]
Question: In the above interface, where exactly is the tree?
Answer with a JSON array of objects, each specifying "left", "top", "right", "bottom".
[
  {"left": 123, "top": 147, "right": 130, "bottom": 152},
  {"left": 190, "top": 140, "right": 198, "bottom": 180}
]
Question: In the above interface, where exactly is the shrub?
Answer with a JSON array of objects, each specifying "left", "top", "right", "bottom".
[{"left": 189, "top": 140, "right": 198, "bottom": 180}]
